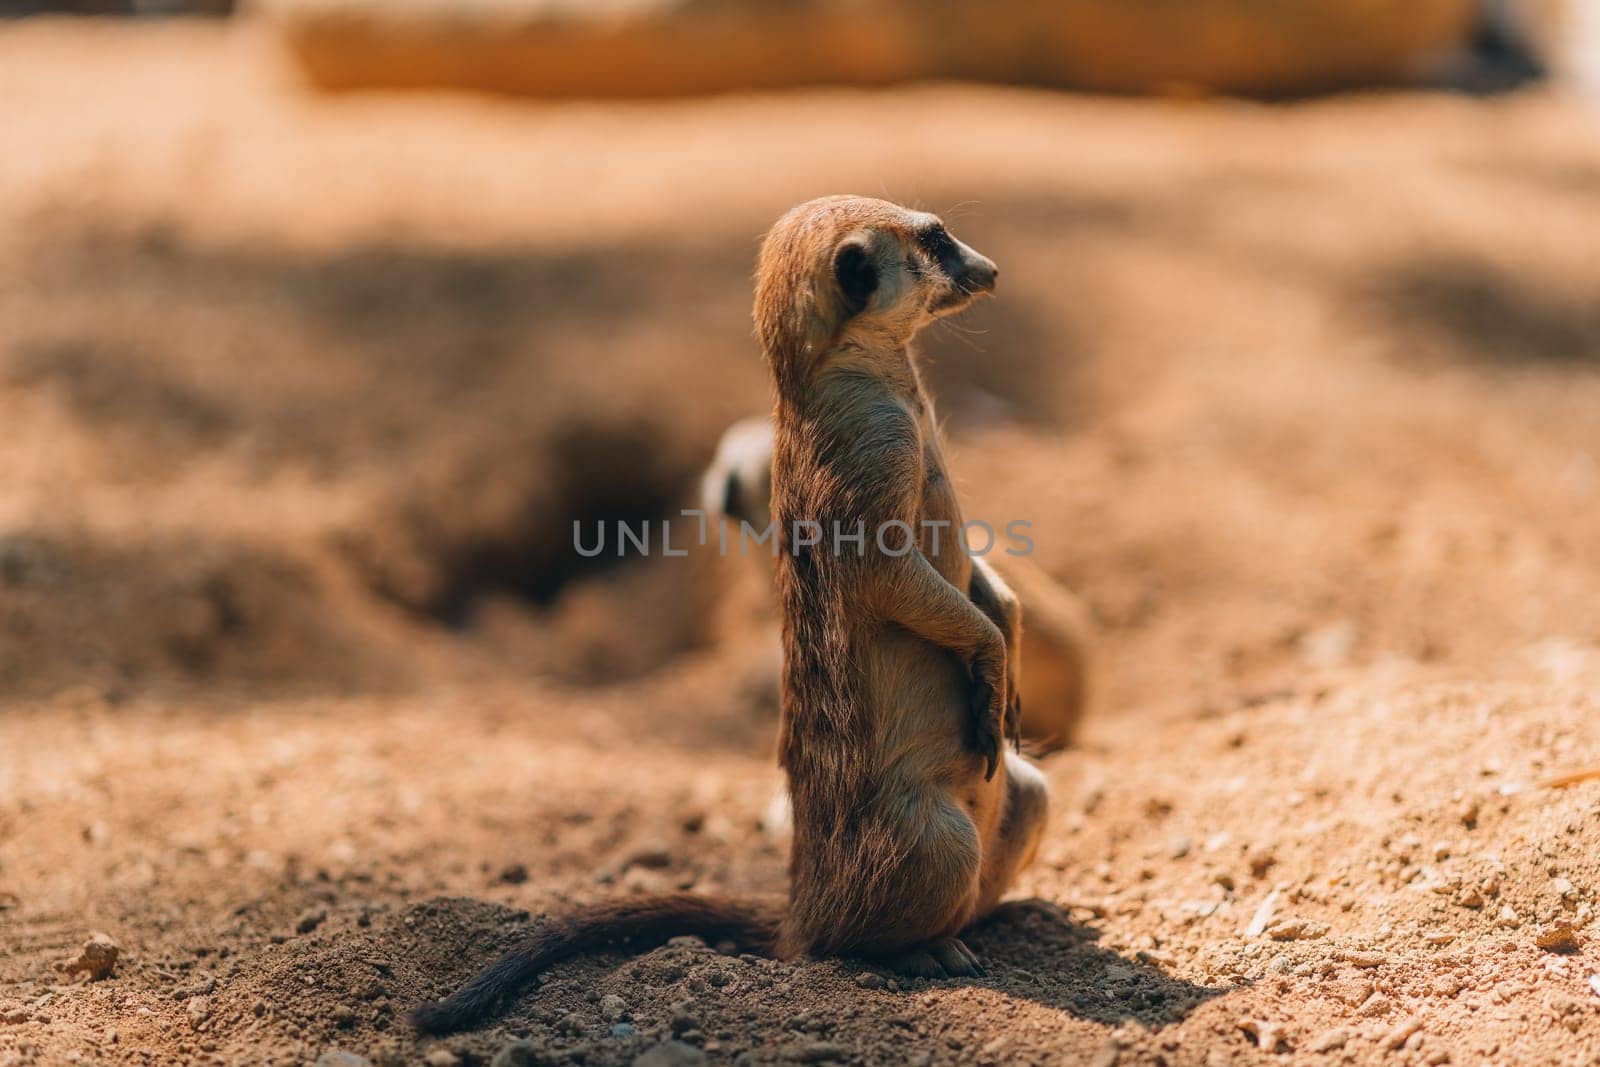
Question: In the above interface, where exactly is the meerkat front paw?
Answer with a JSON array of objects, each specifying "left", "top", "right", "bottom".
[{"left": 967, "top": 667, "right": 1005, "bottom": 781}]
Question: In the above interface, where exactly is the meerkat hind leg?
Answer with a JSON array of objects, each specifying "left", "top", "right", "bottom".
[{"left": 886, "top": 936, "right": 985, "bottom": 979}]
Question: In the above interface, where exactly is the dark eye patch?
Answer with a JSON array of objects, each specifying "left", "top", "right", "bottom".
[
  {"left": 916, "top": 225, "right": 964, "bottom": 277},
  {"left": 917, "top": 225, "right": 957, "bottom": 261}
]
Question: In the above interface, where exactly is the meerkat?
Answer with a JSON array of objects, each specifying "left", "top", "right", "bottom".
[
  {"left": 410, "top": 196, "right": 1047, "bottom": 1034},
  {"left": 701, "top": 413, "right": 1093, "bottom": 750}
]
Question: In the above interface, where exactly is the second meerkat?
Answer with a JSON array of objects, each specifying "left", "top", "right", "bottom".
[{"left": 761, "top": 195, "right": 1047, "bottom": 974}]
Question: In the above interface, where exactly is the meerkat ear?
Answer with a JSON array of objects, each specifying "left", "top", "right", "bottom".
[{"left": 833, "top": 235, "right": 878, "bottom": 316}]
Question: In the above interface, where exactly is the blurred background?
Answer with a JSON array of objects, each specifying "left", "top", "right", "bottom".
[{"left": 3, "top": 3, "right": 1600, "bottom": 1065}]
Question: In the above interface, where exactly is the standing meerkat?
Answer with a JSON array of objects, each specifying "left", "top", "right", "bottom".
[
  {"left": 701, "top": 413, "right": 1093, "bottom": 750},
  {"left": 410, "top": 197, "right": 1046, "bottom": 1034},
  {"left": 760, "top": 195, "right": 1046, "bottom": 973}
]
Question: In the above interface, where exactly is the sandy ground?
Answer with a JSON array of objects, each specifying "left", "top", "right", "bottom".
[{"left": 2, "top": 18, "right": 1600, "bottom": 1067}]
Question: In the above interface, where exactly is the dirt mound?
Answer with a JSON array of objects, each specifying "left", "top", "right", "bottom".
[{"left": 0, "top": 530, "right": 404, "bottom": 699}]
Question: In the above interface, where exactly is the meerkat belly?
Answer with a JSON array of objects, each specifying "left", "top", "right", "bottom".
[
  {"left": 918, "top": 462, "right": 971, "bottom": 589},
  {"left": 858, "top": 624, "right": 972, "bottom": 772}
]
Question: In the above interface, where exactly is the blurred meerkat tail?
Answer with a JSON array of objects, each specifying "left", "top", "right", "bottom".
[{"left": 409, "top": 894, "right": 783, "bottom": 1035}]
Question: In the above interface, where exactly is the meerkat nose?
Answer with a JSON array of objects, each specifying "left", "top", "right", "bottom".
[{"left": 964, "top": 259, "right": 998, "bottom": 294}]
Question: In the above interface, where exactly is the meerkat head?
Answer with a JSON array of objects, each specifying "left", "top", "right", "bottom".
[{"left": 756, "top": 196, "right": 998, "bottom": 394}]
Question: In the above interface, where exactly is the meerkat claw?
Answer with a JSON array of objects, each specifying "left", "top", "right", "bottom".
[
  {"left": 966, "top": 675, "right": 1001, "bottom": 780},
  {"left": 1005, "top": 692, "right": 1023, "bottom": 745}
]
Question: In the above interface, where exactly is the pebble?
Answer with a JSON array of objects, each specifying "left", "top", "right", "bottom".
[
  {"left": 626, "top": 845, "right": 675, "bottom": 870},
  {"left": 798, "top": 1042, "right": 848, "bottom": 1062},
  {"left": 315, "top": 1053, "right": 373, "bottom": 1067},
  {"left": 854, "top": 972, "right": 886, "bottom": 990},
  {"left": 59, "top": 933, "right": 120, "bottom": 981},
  {"left": 610, "top": 1023, "right": 637, "bottom": 1039},
  {"left": 489, "top": 1039, "right": 540, "bottom": 1067},
  {"left": 666, "top": 935, "right": 708, "bottom": 951},
  {"left": 1247, "top": 847, "right": 1277, "bottom": 879},
  {"left": 1236, "top": 1019, "right": 1288, "bottom": 1053},
  {"left": 424, "top": 1050, "right": 461, "bottom": 1067},
  {"left": 1308, "top": 1028, "right": 1350, "bottom": 1053},
  {"left": 498, "top": 864, "right": 529, "bottom": 885},
  {"left": 1535, "top": 922, "right": 1580, "bottom": 953},
  {"left": 1358, "top": 991, "right": 1393, "bottom": 1017},
  {"left": 332, "top": 1005, "right": 356, "bottom": 1028},
  {"left": 1381, "top": 1018, "right": 1423, "bottom": 1051},
  {"left": 1265, "top": 918, "right": 1328, "bottom": 941},
  {"left": 632, "top": 1040, "right": 707, "bottom": 1067},
  {"left": 185, "top": 996, "right": 212, "bottom": 1027},
  {"left": 1590, "top": 974, "right": 1600, "bottom": 1000},
  {"left": 296, "top": 908, "right": 328, "bottom": 935},
  {"left": 599, "top": 993, "right": 628, "bottom": 1020},
  {"left": 1340, "top": 950, "right": 1386, "bottom": 969}
]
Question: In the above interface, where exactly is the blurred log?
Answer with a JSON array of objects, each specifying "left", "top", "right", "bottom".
[{"left": 266, "top": 0, "right": 1482, "bottom": 98}]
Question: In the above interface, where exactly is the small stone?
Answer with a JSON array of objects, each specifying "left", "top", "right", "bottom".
[
  {"left": 1246, "top": 848, "right": 1277, "bottom": 879},
  {"left": 332, "top": 1004, "right": 356, "bottom": 1028},
  {"left": 1265, "top": 918, "right": 1328, "bottom": 941},
  {"left": 666, "top": 935, "right": 707, "bottom": 951},
  {"left": 1087, "top": 1038, "right": 1119, "bottom": 1067},
  {"left": 1497, "top": 905, "right": 1520, "bottom": 928},
  {"left": 610, "top": 1023, "right": 636, "bottom": 1039},
  {"left": 59, "top": 933, "right": 120, "bottom": 981},
  {"left": 1169, "top": 837, "right": 1192, "bottom": 860},
  {"left": 1236, "top": 1019, "right": 1289, "bottom": 1053},
  {"left": 1590, "top": 974, "right": 1600, "bottom": 1000},
  {"left": 798, "top": 1042, "right": 847, "bottom": 1062},
  {"left": 669, "top": 1007, "right": 698, "bottom": 1035},
  {"left": 490, "top": 1039, "right": 540, "bottom": 1067},
  {"left": 316, "top": 1053, "right": 373, "bottom": 1067},
  {"left": 1536, "top": 922, "right": 1581, "bottom": 953},
  {"left": 1381, "top": 1018, "right": 1423, "bottom": 1051},
  {"left": 599, "top": 993, "right": 628, "bottom": 1020},
  {"left": 854, "top": 972, "right": 886, "bottom": 990},
  {"left": 424, "top": 1050, "right": 462, "bottom": 1067},
  {"left": 626, "top": 845, "right": 674, "bottom": 870},
  {"left": 1308, "top": 1028, "right": 1350, "bottom": 1053},
  {"left": 185, "top": 997, "right": 211, "bottom": 1027},
  {"left": 498, "top": 864, "right": 529, "bottom": 885},
  {"left": 1358, "top": 991, "right": 1393, "bottom": 1017},
  {"left": 296, "top": 908, "right": 328, "bottom": 935},
  {"left": 632, "top": 1040, "right": 707, "bottom": 1067},
  {"left": 1340, "top": 950, "right": 1386, "bottom": 969}
]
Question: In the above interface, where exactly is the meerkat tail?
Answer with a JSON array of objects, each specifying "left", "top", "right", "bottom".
[{"left": 409, "top": 894, "right": 784, "bottom": 1035}]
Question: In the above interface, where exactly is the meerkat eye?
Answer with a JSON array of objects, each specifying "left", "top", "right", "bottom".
[
  {"left": 918, "top": 225, "right": 958, "bottom": 263},
  {"left": 833, "top": 238, "right": 879, "bottom": 315}
]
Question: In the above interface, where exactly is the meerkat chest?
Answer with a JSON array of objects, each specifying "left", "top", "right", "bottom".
[{"left": 917, "top": 430, "right": 970, "bottom": 587}]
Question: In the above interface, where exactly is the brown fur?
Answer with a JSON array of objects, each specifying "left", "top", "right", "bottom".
[
  {"left": 410, "top": 196, "right": 1048, "bottom": 1034},
  {"left": 700, "top": 414, "right": 1094, "bottom": 750},
  {"left": 758, "top": 196, "right": 1047, "bottom": 966}
]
